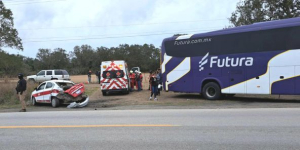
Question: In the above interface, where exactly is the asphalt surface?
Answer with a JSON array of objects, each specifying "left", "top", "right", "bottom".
[{"left": 1, "top": 109, "right": 300, "bottom": 150}]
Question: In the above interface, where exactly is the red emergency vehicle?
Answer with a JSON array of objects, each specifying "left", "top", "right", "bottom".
[{"left": 100, "top": 60, "right": 130, "bottom": 96}]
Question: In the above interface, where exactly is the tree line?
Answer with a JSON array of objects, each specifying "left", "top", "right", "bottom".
[{"left": 0, "top": 44, "right": 160, "bottom": 77}]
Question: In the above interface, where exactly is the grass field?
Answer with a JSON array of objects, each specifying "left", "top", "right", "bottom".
[{"left": 0, "top": 81, "right": 37, "bottom": 108}]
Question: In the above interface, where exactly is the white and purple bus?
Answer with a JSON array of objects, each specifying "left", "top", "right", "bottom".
[{"left": 161, "top": 17, "right": 300, "bottom": 100}]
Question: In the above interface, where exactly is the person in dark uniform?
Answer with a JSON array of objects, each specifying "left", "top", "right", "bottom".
[
  {"left": 96, "top": 71, "right": 100, "bottom": 84},
  {"left": 16, "top": 73, "right": 27, "bottom": 112},
  {"left": 149, "top": 72, "right": 158, "bottom": 101},
  {"left": 88, "top": 70, "right": 92, "bottom": 83}
]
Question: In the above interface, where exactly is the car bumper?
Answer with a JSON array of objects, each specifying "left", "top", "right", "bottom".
[{"left": 102, "top": 88, "right": 127, "bottom": 92}]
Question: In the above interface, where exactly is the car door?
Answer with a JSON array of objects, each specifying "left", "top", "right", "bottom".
[
  {"left": 45, "top": 71, "right": 53, "bottom": 81},
  {"left": 36, "top": 71, "right": 46, "bottom": 82},
  {"left": 43, "top": 82, "right": 54, "bottom": 103},
  {"left": 34, "top": 83, "right": 46, "bottom": 102}
]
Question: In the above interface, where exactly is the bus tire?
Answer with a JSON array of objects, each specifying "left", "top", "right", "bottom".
[{"left": 202, "top": 82, "right": 221, "bottom": 100}]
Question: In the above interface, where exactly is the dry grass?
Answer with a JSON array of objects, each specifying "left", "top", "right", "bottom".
[{"left": 0, "top": 81, "right": 37, "bottom": 108}]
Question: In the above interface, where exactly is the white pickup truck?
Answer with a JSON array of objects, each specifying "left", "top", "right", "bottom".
[{"left": 27, "top": 70, "right": 70, "bottom": 83}]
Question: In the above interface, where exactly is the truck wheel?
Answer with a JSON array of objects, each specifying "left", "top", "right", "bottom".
[
  {"left": 28, "top": 79, "right": 35, "bottom": 84},
  {"left": 202, "top": 82, "right": 221, "bottom": 100},
  {"left": 51, "top": 97, "right": 60, "bottom": 108},
  {"left": 102, "top": 91, "right": 107, "bottom": 96},
  {"left": 32, "top": 97, "right": 37, "bottom": 106},
  {"left": 125, "top": 88, "right": 130, "bottom": 94}
]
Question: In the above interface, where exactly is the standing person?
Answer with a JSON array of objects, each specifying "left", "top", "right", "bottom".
[
  {"left": 135, "top": 70, "right": 139, "bottom": 90},
  {"left": 129, "top": 70, "right": 136, "bottom": 91},
  {"left": 136, "top": 71, "right": 142, "bottom": 91},
  {"left": 149, "top": 72, "right": 158, "bottom": 101},
  {"left": 16, "top": 73, "right": 27, "bottom": 112},
  {"left": 96, "top": 71, "right": 100, "bottom": 84},
  {"left": 139, "top": 71, "right": 143, "bottom": 90},
  {"left": 88, "top": 70, "right": 92, "bottom": 83}
]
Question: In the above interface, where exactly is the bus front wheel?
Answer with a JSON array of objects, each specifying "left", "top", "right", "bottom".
[{"left": 202, "top": 82, "right": 221, "bottom": 100}]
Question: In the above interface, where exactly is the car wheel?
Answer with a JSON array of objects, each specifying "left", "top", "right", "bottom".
[
  {"left": 202, "top": 82, "right": 221, "bottom": 100},
  {"left": 28, "top": 79, "right": 35, "bottom": 84},
  {"left": 32, "top": 97, "right": 37, "bottom": 106},
  {"left": 51, "top": 97, "right": 60, "bottom": 108},
  {"left": 102, "top": 91, "right": 107, "bottom": 96}
]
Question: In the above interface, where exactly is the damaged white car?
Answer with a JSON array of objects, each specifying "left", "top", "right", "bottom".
[{"left": 31, "top": 80, "right": 89, "bottom": 108}]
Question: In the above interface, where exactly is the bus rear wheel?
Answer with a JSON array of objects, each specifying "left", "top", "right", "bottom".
[{"left": 202, "top": 82, "right": 221, "bottom": 100}]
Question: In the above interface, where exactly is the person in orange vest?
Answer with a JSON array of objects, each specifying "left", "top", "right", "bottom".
[
  {"left": 135, "top": 70, "right": 139, "bottom": 90},
  {"left": 139, "top": 71, "right": 143, "bottom": 90},
  {"left": 129, "top": 70, "right": 136, "bottom": 90}
]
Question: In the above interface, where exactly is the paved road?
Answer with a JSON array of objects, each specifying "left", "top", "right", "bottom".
[{"left": 1, "top": 109, "right": 300, "bottom": 150}]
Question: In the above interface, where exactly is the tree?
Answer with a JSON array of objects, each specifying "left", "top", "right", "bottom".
[
  {"left": 0, "top": 50, "right": 24, "bottom": 77},
  {"left": 36, "top": 48, "right": 52, "bottom": 69},
  {"left": 229, "top": 0, "right": 300, "bottom": 27},
  {"left": 0, "top": 1, "right": 23, "bottom": 50},
  {"left": 51, "top": 48, "right": 69, "bottom": 69}
]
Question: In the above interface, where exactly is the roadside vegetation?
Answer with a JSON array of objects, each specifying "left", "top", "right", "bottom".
[{"left": 0, "top": 79, "right": 37, "bottom": 108}]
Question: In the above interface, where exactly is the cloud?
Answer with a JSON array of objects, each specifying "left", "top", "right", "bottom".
[{"left": 3, "top": 0, "right": 239, "bottom": 57}]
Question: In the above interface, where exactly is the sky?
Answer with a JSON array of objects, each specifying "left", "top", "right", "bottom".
[{"left": 2, "top": 0, "right": 240, "bottom": 58}]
